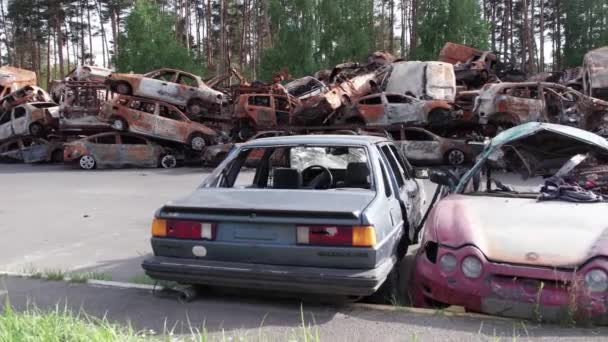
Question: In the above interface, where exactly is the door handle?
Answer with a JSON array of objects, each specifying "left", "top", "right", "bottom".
[{"left": 161, "top": 83, "right": 168, "bottom": 86}]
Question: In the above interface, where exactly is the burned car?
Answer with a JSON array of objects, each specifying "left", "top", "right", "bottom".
[
  {"left": 0, "top": 66, "right": 37, "bottom": 98},
  {"left": 381, "top": 61, "right": 457, "bottom": 102},
  {"left": 474, "top": 82, "right": 608, "bottom": 135},
  {"left": 0, "top": 102, "right": 59, "bottom": 141},
  {"left": 63, "top": 132, "right": 179, "bottom": 170},
  {"left": 100, "top": 96, "right": 218, "bottom": 151},
  {"left": 232, "top": 93, "right": 299, "bottom": 140},
  {"left": 0, "top": 136, "right": 63, "bottom": 163},
  {"left": 285, "top": 76, "right": 328, "bottom": 102},
  {"left": 413, "top": 122, "right": 608, "bottom": 323},
  {"left": 439, "top": 42, "right": 498, "bottom": 88},
  {"left": 0, "top": 85, "right": 53, "bottom": 112},
  {"left": 583, "top": 47, "right": 608, "bottom": 101},
  {"left": 50, "top": 65, "right": 113, "bottom": 102},
  {"left": 338, "top": 92, "right": 460, "bottom": 127},
  {"left": 143, "top": 135, "right": 425, "bottom": 299},
  {"left": 391, "top": 127, "right": 481, "bottom": 166},
  {"left": 106, "top": 68, "right": 226, "bottom": 116}
]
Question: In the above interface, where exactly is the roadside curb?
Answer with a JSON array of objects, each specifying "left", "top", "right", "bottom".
[{"left": 1, "top": 271, "right": 517, "bottom": 323}]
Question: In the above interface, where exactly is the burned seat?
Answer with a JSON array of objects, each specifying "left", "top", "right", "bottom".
[
  {"left": 272, "top": 168, "right": 302, "bottom": 189},
  {"left": 345, "top": 162, "right": 371, "bottom": 189}
]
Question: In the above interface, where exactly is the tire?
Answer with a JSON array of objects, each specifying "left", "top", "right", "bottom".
[
  {"left": 78, "top": 155, "right": 96, "bottom": 170},
  {"left": 115, "top": 82, "right": 132, "bottom": 95},
  {"left": 445, "top": 149, "right": 466, "bottom": 166},
  {"left": 187, "top": 99, "right": 204, "bottom": 116},
  {"left": 159, "top": 154, "right": 177, "bottom": 169},
  {"left": 189, "top": 134, "right": 206, "bottom": 151},
  {"left": 29, "top": 123, "right": 44, "bottom": 137},
  {"left": 50, "top": 149, "right": 63, "bottom": 163},
  {"left": 110, "top": 117, "right": 127, "bottom": 131}
]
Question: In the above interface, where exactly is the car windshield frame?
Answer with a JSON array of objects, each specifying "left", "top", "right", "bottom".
[{"left": 200, "top": 143, "right": 376, "bottom": 191}]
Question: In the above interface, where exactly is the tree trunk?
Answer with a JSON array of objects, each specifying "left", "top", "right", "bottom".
[
  {"left": 205, "top": 0, "right": 213, "bottom": 69},
  {"left": 400, "top": 0, "right": 406, "bottom": 58},
  {"left": 409, "top": 0, "right": 417, "bottom": 58},
  {"left": 47, "top": 34, "right": 51, "bottom": 86},
  {"left": 389, "top": 0, "right": 395, "bottom": 53},
  {"left": 55, "top": 18, "right": 65, "bottom": 78},
  {"left": 87, "top": 0, "right": 94, "bottom": 64},
  {"left": 95, "top": 0, "right": 108, "bottom": 67},
  {"left": 539, "top": 0, "right": 544, "bottom": 72}
]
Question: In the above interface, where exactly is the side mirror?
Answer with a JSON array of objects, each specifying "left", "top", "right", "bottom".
[
  {"left": 429, "top": 170, "right": 453, "bottom": 187},
  {"left": 414, "top": 167, "right": 429, "bottom": 179}
]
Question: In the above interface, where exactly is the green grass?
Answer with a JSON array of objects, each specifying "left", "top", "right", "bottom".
[
  {"left": 43, "top": 269, "right": 66, "bottom": 281},
  {"left": 128, "top": 274, "right": 177, "bottom": 289},
  {"left": 69, "top": 272, "right": 113, "bottom": 283},
  {"left": 0, "top": 300, "right": 321, "bottom": 342}
]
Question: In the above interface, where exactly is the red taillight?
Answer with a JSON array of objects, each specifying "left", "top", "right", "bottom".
[
  {"left": 166, "top": 220, "right": 216, "bottom": 240},
  {"left": 296, "top": 225, "right": 376, "bottom": 247}
]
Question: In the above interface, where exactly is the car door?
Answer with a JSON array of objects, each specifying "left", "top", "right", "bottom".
[
  {"left": 497, "top": 84, "right": 545, "bottom": 123},
  {"left": 117, "top": 134, "right": 156, "bottom": 168},
  {"left": 20, "top": 138, "right": 49, "bottom": 163},
  {"left": 355, "top": 94, "right": 385, "bottom": 124},
  {"left": 124, "top": 98, "right": 156, "bottom": 134},
  {"left": 87, "top": 133, "right": 120, "bottom": 166},
  {"left": 10, "top": 106, "right": 29, "bottom": 136},
  {"left": 246, "top": 95, "right": 275, "bottom": 128},
  {"left": 377, "top": 143, "right": 423, "bottom": 239},
  {"left": 140, "top": 70, "right": 180, "bottom": 105},
  {"left": 155, "top": 103, "right": 187, "bottom": 143},
  {"left": 0, "top": 111, "right": 12, "bottom": 140},
  {"left": 384, "top": 94, "right": 425, "bottom": 125},
  {"left": 176, "top": 72, "right": 200, "bottom": 104},
  {"left": 400, "top": 129, "right": 442, "bottom": 164}
]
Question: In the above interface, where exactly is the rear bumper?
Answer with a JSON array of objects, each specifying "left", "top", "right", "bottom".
[{"left": 142, "top": 256, "right": 394, "bottom": 296}]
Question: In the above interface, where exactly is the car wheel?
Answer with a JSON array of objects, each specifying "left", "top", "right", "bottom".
[
  {"left": 29, "top": 123, "right": 44, "bottom": 137},
  {"left": 190, "top": 134, "right": 206, "bottom": 151},
  {"left": 115, "top": 83, "right": 132, "bottom": 95},
  {"left": 187, "top": 99, "right": 204, "bottom": 116},
  {"left": 446, "top": 149, "right": 466, "bottom": 166},
  {"left": 79, "top": 155, "right": 96, "bottom": 170},
  {"left": 111, "top": 117, "right": 127, "bottom": 131},
  {"left": 160, "top": 154, "right": 177, "bottom": 169}
]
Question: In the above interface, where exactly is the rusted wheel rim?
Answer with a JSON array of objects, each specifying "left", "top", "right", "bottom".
[
  {"left": 161, "top": 155, "right": 177, "bottom": 168},
  {"left": 188, "top": 103, "right": 202, "bottom": 115},
  {"left": 191, "top": 137, "right": 206, "bottom": 150},
  {"left": 79, "top": 155, "right": 95, "bottom": 170},
  {"left": 448, "top": 150, "right": 465, "bottom": 166}
]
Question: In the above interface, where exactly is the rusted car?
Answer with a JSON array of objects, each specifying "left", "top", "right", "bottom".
[
  {"left": 0, "top": 136, "right": 63, "bottom": 163},
  {"left": 413, "top": 122, "right": 608, "bottom": 323},
  {"left": 232, "top": 93, "right": 299, "bottom": 140},
  {"left": 0, "top": 85, "right": 52, "bottom": 112},
  {"left": 106, "top": 68, "right": 226, "bottom": 116},
  {"left": 439, "top": 42, "right": 498, "bottom": 88},
  {"left": 202, "top": 130, "right": 291, "bottom": 166},
  {"left": 0, "top": 102, "right": 60, "bottom": 141},
  {"left": 50, "top": 65, "right": 113, "bottom": 102},
  {"left": 474, "top": 82, "right": 608, "bottom": 135},
  {"left": 293, "top": 72, "right": 378, "bottom": 126},
  {"left": 338, "top": 92, "right": 460, "bottom": 127},
  {"left": 285, "top": 76, "right": 328, "bottom": 102},
  {"left": 389, "top": 127, "right": 480, "bottom": 166},
  {"left": 100, "top": 96, "right": 218, "bottom": 151},
  {"left": 63, "top": 132, "right": 179, "bottom": 170},
  {"left": 583, "top": 47, "right": 608, "bottom": 101},
  {"left": 58, "top": 82, "right": 113, "bottom": 132},
  {"left": 0, "top": 66, "right": 37, "bottom": 98}
]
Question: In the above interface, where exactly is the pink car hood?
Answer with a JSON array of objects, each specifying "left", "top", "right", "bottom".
[{"left": 430, "top": 194, "right": 608, "bottom": 268}]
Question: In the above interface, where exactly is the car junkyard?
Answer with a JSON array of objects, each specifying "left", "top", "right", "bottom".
[{"left": 2, "top": 18, "right": 608, "bottom": 339}]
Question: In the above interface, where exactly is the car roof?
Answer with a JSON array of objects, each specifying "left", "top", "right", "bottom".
[{"left": 242, "top": 134, "right": 390, "bottom": 147}]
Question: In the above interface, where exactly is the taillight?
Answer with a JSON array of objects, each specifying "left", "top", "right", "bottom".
[
  {"left": 296, "top": 225, "right": 376, "bottom": 247},
  {"left": 151, "top": 218, "right": 216, "bottom": 240}
]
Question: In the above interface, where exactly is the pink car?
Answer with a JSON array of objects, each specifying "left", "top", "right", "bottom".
[{"left": 413, "top": 122, "right": 608, "bottom": 323}]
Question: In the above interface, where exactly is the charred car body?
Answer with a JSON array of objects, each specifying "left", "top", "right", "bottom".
[
  {"left": 583, "top": 47, "right": 608, "bottom": 101},
  {"left": 106, "top": 68, "right": 227, "bottom": 117},
  {"left": 414, "top": 122, "right": 608, "bottom": 322},
  {"left": 143, "top": 135, "right": 425, "bottom": 298},
  {"left": 439, "top": 42, "right": 498, "bottom": 88},
  {"left": 100, "top": 95, "right": 218, "bottom": 151},
  {"left": 0, "top": 136, "right": 63, "bottom": 163},
  {"left": 0, "top": 102, "right": 60, "bottom": 141},
  {"left": 0, "top": 66, "right": 37, "bottom": 98},
  {"left": 64, "top": 132, "right": 179, "bottom": 170},
  {"left": 474, "top": 82, "right": 608, "bottom": 135}
]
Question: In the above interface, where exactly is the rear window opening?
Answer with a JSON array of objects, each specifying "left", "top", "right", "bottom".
[{"left": 210, "top": 145, "right": 373, "bottom": 191}]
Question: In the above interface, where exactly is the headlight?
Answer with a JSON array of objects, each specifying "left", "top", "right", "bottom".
[
  {"left": 461, "top": 256, "right": 483, "bottom": 278},
  {"left": 584, "top": 269, "right": 608, "bottom": 292},
  {"left": 439, "top": 253, "right": 458, "bottom": 273}
]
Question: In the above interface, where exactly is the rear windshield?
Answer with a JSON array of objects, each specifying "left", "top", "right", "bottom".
[
  {"left": 32, "top": 103, "right": 57, "bottom": 109},
  {"left": 203, "top": 145, "right": 373, "bottom": 191}
]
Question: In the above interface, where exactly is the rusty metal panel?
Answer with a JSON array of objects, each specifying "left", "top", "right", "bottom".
[
  {"left": 583, "top": 46, "right": 608, "bottom": 99},
  {"left": 438, "top": 42, "right": 482, "bottom": 64},
  {"left": 385, "top": 61, "right": 456, "bottom": 101}
]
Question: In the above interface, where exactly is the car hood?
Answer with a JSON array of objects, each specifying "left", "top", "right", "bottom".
[
  {"left": 162, "top": 188, "right": 376, "bottom": 222},
  {"left": 431, "top": 194, "right": 608, "bottom": 268}
]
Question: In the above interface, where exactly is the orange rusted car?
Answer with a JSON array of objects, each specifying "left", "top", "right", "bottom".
[
  {"left": 232, "top": 93, "right": 299, "bottom": 140},
  {"left": 63, "top": 132, "right": 179, "bottom": 170},
  {"left": 106, "top": 68, "right": 226, "bottom": 116},
  {"left": 100, "top": 96, "right": 218, "bottom": 150}
]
